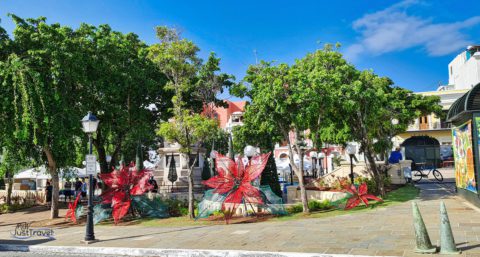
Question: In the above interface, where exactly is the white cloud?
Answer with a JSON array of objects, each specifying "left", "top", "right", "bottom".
[{"left": 345, "top": 0, "right": 480, "bottom": 61}]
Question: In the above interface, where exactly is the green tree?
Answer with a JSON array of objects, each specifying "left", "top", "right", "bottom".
[
  {"left": 330, "top": 70, "right": 442, "bottom": 196},
  {"left": 157, "top": 112, "right": 219, "bottom": 218},
  {"left": 1, "top": 15, "right": 84, "bottom": 218},
  {"left": 232, "top": 107, "right": 283, "bottom": 197},
  {"left": 237, "top": 61, "right": 313, "bottom": 212},
  {"left": 73, "top": 24, "right": 171, "bottom": 173},
  {"left": 150, "top": 27, "right": 233, "bottom": 219}
]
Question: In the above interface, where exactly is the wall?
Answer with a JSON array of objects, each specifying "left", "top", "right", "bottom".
[
  {"left": 449, "top": 51, "right": 480, "bottom": 90},
  {"left": 396, "top": 130, "right": 452, "bottom": 145}
]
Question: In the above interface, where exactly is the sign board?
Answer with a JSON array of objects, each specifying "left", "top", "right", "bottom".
[{"left": 85, "top": 154, "right": 96, "bottom": 175}]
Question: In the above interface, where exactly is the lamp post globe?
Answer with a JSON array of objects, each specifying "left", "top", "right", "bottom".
[
  {"left": 345, "top": 144, "right": 357, "bottom": 155},
  {"left": 391, "top": 118, "right": 399, "bottom": 125},
  {"left": 81, "top": 112, "right": 100, "bottom": 134},
  {"left": 244, "top": 145, "right": 256, "bottom": 160},
  {"left": 81, "top": 111, "right": 99, "bottom": 243}
]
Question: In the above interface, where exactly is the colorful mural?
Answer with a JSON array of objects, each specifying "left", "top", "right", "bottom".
[{"left": 452, "top": 120, "right": 477, "bottom": 193}]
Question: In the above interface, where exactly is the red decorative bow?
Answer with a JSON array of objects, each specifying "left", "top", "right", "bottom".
[
  {"left": 203, "top": 153, "right": 270, "bottom": 221},
  {"left": 100, "top": 163, "right": 153, "bottom": 224},
  {"left": 344, "top": 183, "right": 382, "bottom": 210}
]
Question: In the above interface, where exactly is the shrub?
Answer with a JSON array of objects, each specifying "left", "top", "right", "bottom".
[
  {"left": 354, "top": 176, "right": 391, "bottom": 195},
  {"left": 286, "top": 204, "right": 304, "bottom": 214},
  {"left": 287, "top": 199, "right": 332, "bottom": 214},
  {"left": 308, "top": 199, "right": 332, "bottom": 211},
  {"left": 164, "top": 198, "right": 189, "bottom": 217}
]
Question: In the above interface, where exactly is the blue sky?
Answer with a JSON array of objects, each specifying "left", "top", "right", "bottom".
[{"left": 1, "top": 0, "right": 479, "bottom": 99}]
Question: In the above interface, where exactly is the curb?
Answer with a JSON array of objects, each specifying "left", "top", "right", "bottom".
[{"left": 0, "top": 244, "right": 394, "bottom": 257}]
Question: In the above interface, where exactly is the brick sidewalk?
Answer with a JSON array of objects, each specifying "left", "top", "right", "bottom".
[{"left": 1, "top": 174, "right": 480, "bottom": 256}]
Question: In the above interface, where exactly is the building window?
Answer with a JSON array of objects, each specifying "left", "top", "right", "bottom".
[
  {"left": 166, "top": 154, "right": 180, "bottom": 168},
  {"left": 419, "top": 116, "right": 429, "bottom": 130},
  {"left": 189, "top": 154, "right": 200, "bottom": 168}
]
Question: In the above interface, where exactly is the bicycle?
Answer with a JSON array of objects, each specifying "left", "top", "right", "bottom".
[{"left": 412, "top": 162, "right": 443, "bottom": 182}]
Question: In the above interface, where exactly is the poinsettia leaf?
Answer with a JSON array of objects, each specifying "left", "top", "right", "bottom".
[
  {"left": 363, "top": 194, "right": 383, "bottom": 202},
  {"left": 112, "top": 199, "right": 131, "bottom": 224},
  {"left": 215, "top": 153, "right": 238, "bottom": 178},
  {"left": 358, "top": 183, "right": 368, "bottom": 195},
  {"left": 345, "top": 197, "right": 361, "bottom": 210},
  {"left": 245, "top": 153, "right": 271, "bottom": 182},
  {"left": 112, "top": 191, "right": 127, "bottom": 207}
]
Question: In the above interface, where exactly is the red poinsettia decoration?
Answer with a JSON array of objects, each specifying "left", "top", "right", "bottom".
[
  {"left": 99, "top": 164, "right": 153, "bottom": 224},
  {"left": 203, "top": 153, "right": 270, "bottom": 222},
  {"left": 344, "top": 183, "right": 383, "bottom": 210},
  {"left": 65, "top": 192, "right": 82, "bottom": 223}
]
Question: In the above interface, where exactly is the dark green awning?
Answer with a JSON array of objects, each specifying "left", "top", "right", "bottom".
[{"left": 447, "top": 82, "right": 480, "bottom": 123}]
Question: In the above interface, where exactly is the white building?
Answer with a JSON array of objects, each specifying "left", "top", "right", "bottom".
[{"left": 448, "top": 45, "right": 480, "bottom": 90}]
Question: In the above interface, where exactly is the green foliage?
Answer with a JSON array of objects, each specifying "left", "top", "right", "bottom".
[
  {"left": 157, "top": 112, "right": 219, "bottom": 155},
  {"left": 354, "top": 176, "right": 392, "bottom": 195},
  {"left": 163, "top": 198, "right": 189, "bottom": 217},
  {"left": 287, "top": 200, "right": 332, "bottom": 214},
  {"left": 205, "top": 129, "right": 229, "bottom": 156}
]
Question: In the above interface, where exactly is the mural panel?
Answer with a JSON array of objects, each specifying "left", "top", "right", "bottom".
[{"left": 452, "top": 120, "right": 477, "bottom": 193}]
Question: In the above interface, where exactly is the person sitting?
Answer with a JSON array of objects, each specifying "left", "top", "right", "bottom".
[{"left": 388, "top": 147, "right": 403, "bottom": 164}]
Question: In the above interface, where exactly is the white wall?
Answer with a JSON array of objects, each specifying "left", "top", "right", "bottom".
[{"left": 448, "top": 51, "right": 480, "bottom": 90}]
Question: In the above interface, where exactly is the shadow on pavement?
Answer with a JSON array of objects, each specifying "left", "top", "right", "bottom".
[
  {"left": 459, "top": 243, "right": 480, "bottom": 251},
  {"left": 98, "top": 225, "right": 212, "bottom": 243},
  {"left": 0, "top": 238, "right": 55, "bottom": 246}
]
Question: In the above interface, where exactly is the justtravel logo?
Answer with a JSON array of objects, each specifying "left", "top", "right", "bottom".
[{"left": 11, "top": 222, "right": 55, "bottom": 239}]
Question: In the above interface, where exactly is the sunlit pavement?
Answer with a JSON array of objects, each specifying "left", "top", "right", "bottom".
[{"left": 1, "top": 168, "right": 480, "bottom": 256}]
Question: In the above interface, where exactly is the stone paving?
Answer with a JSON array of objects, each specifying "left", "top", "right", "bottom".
[{"left": 1, "top": 169, "right": 480, "bottom": 256}]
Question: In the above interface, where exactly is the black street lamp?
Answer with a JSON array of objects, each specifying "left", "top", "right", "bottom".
[
  {"left": 345, "top": 144, "right": 357, "bottom": 185},
  {"left": 81, "top": 111, "right": 99, "bottom": 243}
]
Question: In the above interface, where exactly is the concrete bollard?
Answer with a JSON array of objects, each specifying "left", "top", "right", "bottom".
[
  {"left": 412, "top": 201, "right": 437, "bottom": 253},
  {"left": 440, "top": 201, "right": 461, "bottom": 254}
]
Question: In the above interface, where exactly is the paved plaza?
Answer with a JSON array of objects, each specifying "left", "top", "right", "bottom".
[{"left": 1, "top": 169, "right": 480, "bottom": 256}]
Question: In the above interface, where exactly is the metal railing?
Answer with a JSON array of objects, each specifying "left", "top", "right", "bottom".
[{"left": 407, "top": 121, "right": 451, "bottom": 131}]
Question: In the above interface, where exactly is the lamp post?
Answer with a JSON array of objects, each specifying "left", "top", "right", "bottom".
[
  {"left": 318, "top": 152, "right": 325, "bottom": 176},
  {"left": 81, "top": 111, "right": 99, "bottom": 243},
  {"left": 310, "top": 151, "right": 318, "bottom": 178},
  {"left": 345, "top": 144, "right": 357, "bottom": 185}
]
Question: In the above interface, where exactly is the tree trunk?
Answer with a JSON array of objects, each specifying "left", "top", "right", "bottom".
[
  {"left": 97, "top": 144, "right": 109, "bottom": 174},
  {"left": 6, "top": 172, "right": 12, "bottom": 206},
  {"left": 188, "top": 170, "right": 195, "bottom": 219},
  {"left": 187, "top": 153, "right": 198, "bottom": 219},
  {"left": 284, "top": 129, "right": 309, "bottom": 214},
  {"left": 364, "top": 145, "right": 385, "bottom": 197},
  {"left": 298, "top": 152, "right": 309, "bottom": 213},
  {"left": 44, "top": 147, "right": 59, "bottom": 219}
]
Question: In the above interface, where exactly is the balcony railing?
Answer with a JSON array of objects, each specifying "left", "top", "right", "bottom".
[{"left": 407, "top": 121, "right": 451, "bottom": 131}]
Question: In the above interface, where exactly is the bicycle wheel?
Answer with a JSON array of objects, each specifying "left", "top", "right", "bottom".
[
  {"left": 412, "top": 170, "right": 423, "bottom": 182},
  {"left": 433, "top": 169, "right": 443, "bottom": 182}
]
